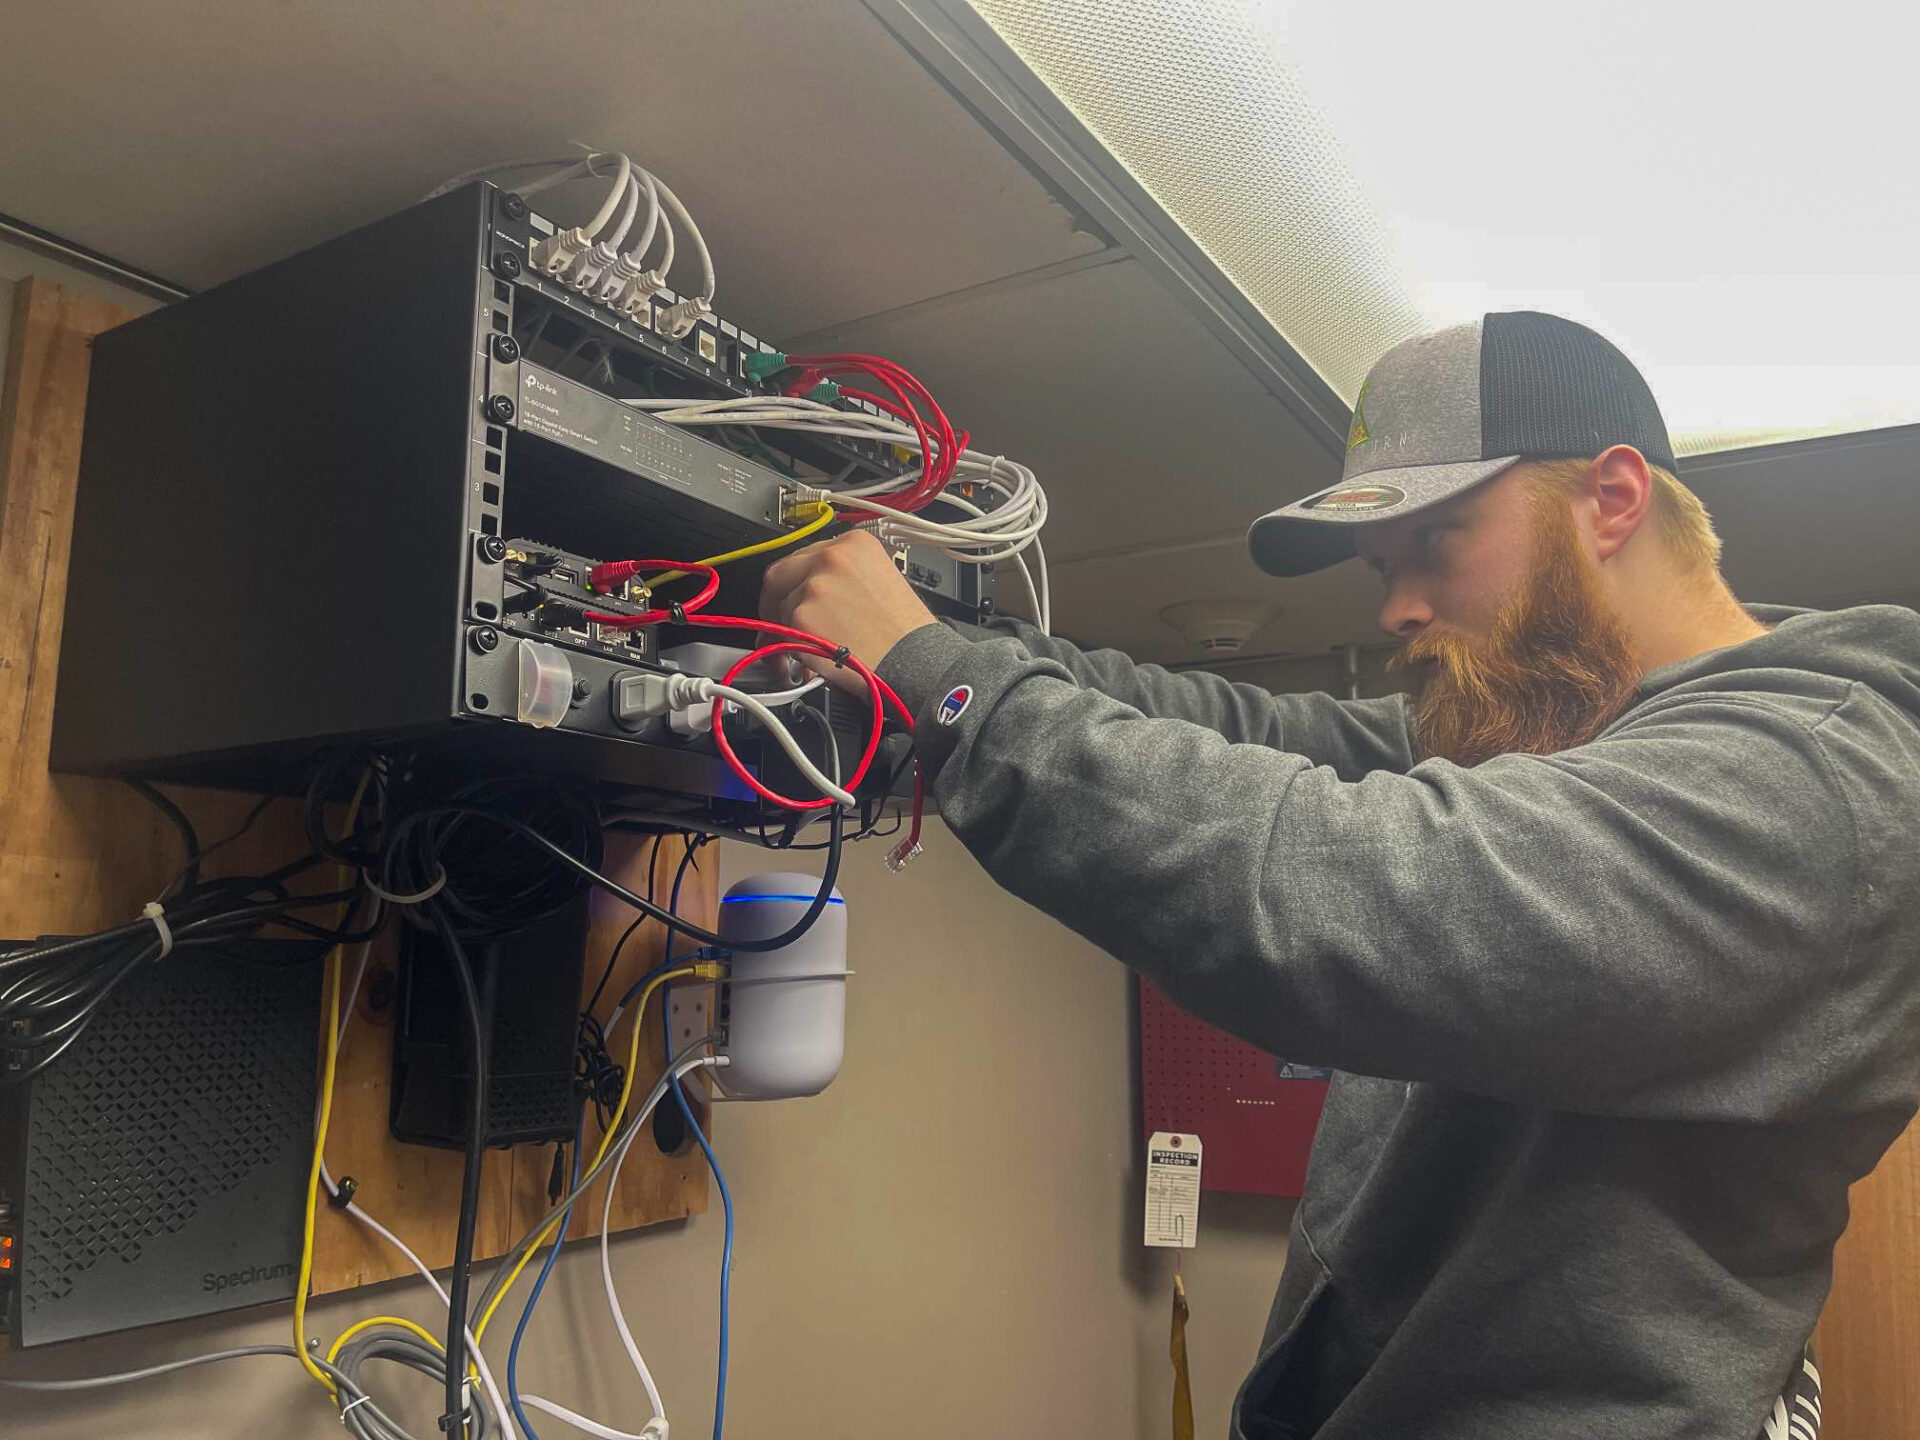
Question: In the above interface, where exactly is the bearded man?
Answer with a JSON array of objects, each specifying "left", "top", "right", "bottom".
[{"left": 760, "top": 311, "right": 1920, "bottom": 1440}]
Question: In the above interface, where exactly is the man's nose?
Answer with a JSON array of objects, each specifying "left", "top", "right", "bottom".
[{"left": 1378, "top": 583, "right": 1433, "bottom": 640}]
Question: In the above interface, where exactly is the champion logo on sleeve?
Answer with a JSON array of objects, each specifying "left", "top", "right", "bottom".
[{"left": 936, "top": 685, "right": 973, "bottom": 726}]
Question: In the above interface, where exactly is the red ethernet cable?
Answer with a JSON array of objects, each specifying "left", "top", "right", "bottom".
[{"left": 582, "top": 566, "right": 922, "bottom": 844}]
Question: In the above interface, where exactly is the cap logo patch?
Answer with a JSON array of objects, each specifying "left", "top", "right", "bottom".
[
  {"left": 1303, "top": 483, "right": 1405, "bottom": 514},
  {"left": 1345, "top": 377, "right": 1372, "bottom": 451}
]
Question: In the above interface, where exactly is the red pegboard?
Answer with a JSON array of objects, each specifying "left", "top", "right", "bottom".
[{"left": 1138, "top": 976, "right": 1330, "bottom": 1197}]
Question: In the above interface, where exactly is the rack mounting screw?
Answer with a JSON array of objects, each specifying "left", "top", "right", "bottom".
[
  {"left": 491, "top": 334, "right": 521, "bottom": 364},
  {"left": 491, "top": 250, "right": 522, "bottom": 281},
  {"left": 500, "top": 192, "right": 528, "bottom": 221},
  {"left": 469, "top": 625, "right": 500, "bottom": 654},
  {"left": 485, "top": 394, "right": 515, "bottom": 424},
  {"left": 478, "top": 535, "right": 508, "bottom": 565}
]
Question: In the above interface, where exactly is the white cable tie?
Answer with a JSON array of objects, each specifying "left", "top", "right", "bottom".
[
  {"left": 141, "top": 900, "right": 174, "bottom": 959},
  {"left": 339, "top": 1393, "right": 373, "bottom": 1420},
  {"left": 360, "top": 867, "right": 449, "bottom": 905}
]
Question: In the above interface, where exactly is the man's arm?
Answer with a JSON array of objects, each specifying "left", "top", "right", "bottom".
[
  {"left": 943, "top": 615, "right": 1414, "bottom": 780},
  {"left": 878, "top": 622, "right": 1880, "bottom": 1122},
  {"left": 764, "top": 534, "right": 1412, "bottom": 777}
]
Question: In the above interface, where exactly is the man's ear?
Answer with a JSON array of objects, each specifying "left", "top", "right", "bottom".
[{"left": 1588, "top": 446, "right": 1653, "bottom": 562}]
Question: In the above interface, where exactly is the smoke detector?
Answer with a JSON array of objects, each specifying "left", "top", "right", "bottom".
[{"left": 1158, "top": 598, "right": 1281, "bottom": 656}]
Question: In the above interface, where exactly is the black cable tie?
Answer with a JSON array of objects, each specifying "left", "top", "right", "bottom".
[
  {"left": 328, "top": 1175, "right": 358, "bottom": 1211},
  {"left": 830, "top": 645, "right": 851, "bottom": 668},
  {"left": 668, "top": 601, "right": 688, "bottom": 625}
]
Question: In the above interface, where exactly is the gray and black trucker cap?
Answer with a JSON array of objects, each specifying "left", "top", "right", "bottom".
[{"left": 1249, "top": 310, "right": 1676, "bottom": 577}]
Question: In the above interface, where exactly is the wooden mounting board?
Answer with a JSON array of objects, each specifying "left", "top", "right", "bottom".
[{"left": 0, "top": 276, "right": 708, "bottom": 1306}]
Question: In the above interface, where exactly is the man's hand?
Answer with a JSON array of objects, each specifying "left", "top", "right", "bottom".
[{"left": 760, "top": 531, "right": 938, "bottom": 687}]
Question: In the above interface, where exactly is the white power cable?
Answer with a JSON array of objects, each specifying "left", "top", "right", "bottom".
[
  {"left": 734, "top": 676, "right": 825, "bottom": 709},
  {"left": 666, "top": 674, "right": 855, "bottom": 806}
]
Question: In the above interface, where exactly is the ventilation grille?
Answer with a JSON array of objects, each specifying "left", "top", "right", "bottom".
[
  {"left": 971, "top": 0, "right": 1422, "bottom": 405},
  {"left": 21, "top": 950, "right": 318, "bottom": 1310},
  {"left": 1139, "top": 977, "right": 1273, "bottom": 1122},
  {"left": 1137, "top": 976, "right": 1330, "bottom": 1197}
]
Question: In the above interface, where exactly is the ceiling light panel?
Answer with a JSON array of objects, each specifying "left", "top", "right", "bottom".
[
  {"left": 967, "top": 0, "right": 1424, "bottom": 404},
  {"left": 969, "top": 0, "right": 1920, "bottom": 455}
]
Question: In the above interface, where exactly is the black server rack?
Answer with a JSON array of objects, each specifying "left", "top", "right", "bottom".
[{"left": 52, "top": 182, "right": 977, "bottom": 802}]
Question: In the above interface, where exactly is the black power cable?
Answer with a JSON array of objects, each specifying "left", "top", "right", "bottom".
[
  {"left": 428, "top": 909, "right": 490, "bottom": 1439},
  {"left": 0, "top": 885, "right": 373, "bottom": 1086},
  {"left": 398, "top": 801, "right": 841, "bottom": 954}
]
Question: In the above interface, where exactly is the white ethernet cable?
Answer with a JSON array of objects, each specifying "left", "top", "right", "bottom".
[
  {"left": 594, "top": 1055, "right": 725, "bottom": 1439},
  {"left": 433, "top": 146, "right": 717, "bottom": 352},
  {"left": 530, "top": 153, "right": 632, "bottom": 281},
  {"left": 566, "top": 168, "right": 644, "bottom": 294},
  {"left": 618, "top": 395, "right": 1052, "bottom": 631},
  {"left": 649, "top": 175, "right": 716, "bottom": 336},
  {"left": 425, "top": 149, "right": 706, "bottom": 305},
  {"left": 619, "top": 186, "right": 675, "bottom": 321},
  {"left": 595, "top": 169, "right": 662, "bottom": 307},
  {"left": 322, "top": 955, "right": 720, "bottom": 1440}
]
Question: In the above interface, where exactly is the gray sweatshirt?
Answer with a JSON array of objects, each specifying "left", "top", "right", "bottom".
[{"left": 876, "top": 603, "right": 1920, "bottom": 1440}]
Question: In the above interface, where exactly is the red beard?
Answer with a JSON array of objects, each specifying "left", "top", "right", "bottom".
[{"left": 1390, "top": 495, "right": 1641, "bottom": 768}]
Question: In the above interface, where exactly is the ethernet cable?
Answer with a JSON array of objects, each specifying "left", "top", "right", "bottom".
[
  {"left": 644, "top": 501, "right": 834, "bottom": 588},
  {"left": 619, "top": 396, "right": 1051, "bottom": 628},
  {"left": 323, "top": 948, "right": 515, "bottom": 1434},
  {"left": 293, "top": 776, "right": 372, "bottom": 1392},
  {"left": 580, "top": 560, "right": 916, "bottom": 815},
  {"left": 617, "top": 195, "right": 674, "bottom": 319},
  {"left": 532, "top": 154, "right": 633, "bottom": 281},
  {"left": 469, "top": 973, "right": 716, "bottom": 1347},
  {"left": 0, "top": 1346, "right": 428, "bottom": 1439},
  {"left": 650, "top": 175, "right": 716, "bottom": 336},
  {"left": 599, "top": 1055, "right": 724, "bottom": 1436},
  {"left": 596, "top": 169, "right": 662, "bottom": 307},
  {"left": 656, "top": 849, "right": 733, "bottom": 1440},
  {"left": 507, "top": 1108, "right": 581, "bottom": 1440},
  {"left": 321, "top": 951, "right": 722, "bottom": 1439},
  {"left": 428, "top": 148, "right": 712, "bottom": 321}
]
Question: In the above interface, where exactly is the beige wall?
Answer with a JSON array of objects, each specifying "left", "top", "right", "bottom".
[{"left": 2, "top": 822, "right": 1295, "bottom": 1439}]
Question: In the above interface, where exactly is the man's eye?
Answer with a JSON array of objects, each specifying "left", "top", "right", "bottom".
[{"left": 1418, "top": 527, "right": 1446, "bottom": 554}]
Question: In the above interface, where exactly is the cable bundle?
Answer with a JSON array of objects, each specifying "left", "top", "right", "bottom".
[
  {"left": 781, "top": 352, "right": 965, "bottom": 515},
  {"left": 621, "top": 392, "right": 1051, "bottom": 632},
  {"left": 428, "top": 149, "right": 715, "bottom": 334},
  {"left": 0, "top": 792, "right": 371, "bottom": 1087},
  {"left": 579, "top": 558, "right": 924, "bottom": 866}
]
